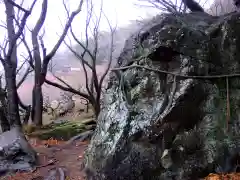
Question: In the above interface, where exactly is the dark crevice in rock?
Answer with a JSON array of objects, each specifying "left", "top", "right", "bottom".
[{"left": 148, "top": 46, "right": 181, "bottom": 63}]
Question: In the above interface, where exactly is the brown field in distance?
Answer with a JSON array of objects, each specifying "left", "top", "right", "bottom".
[{"left": 18, "top": 64, "right": 109, "bottom": 104}]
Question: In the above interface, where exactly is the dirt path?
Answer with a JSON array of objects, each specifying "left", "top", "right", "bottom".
[{"left": 1, "top": 138, "right": 88, "bottom": 180}]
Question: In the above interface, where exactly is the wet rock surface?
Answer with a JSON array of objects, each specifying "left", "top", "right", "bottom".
[
  {"left": 0, "top": 127, "right": 37, "bottom": 175},
  {"left": 84, "top": 12, "right": 240, "bottom": 180}
]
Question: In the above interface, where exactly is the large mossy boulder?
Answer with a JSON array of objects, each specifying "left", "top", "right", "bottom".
[{"left": 84, "top": 12, "right": 240, "bottom": 180}]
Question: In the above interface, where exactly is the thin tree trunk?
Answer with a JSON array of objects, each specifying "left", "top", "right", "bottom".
[
  {"left": 32, "top": 85, "right": 43, "bottom": 126},
  {"left": 29, "top": 0, "right": 83, "bottom": 127}
]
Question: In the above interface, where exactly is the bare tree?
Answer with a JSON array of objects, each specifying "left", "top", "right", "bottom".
[
  {"left": 0, "top": 0, "right": 37, "bottom": 167},
  {"left": 0, "top": 0, "right": 37, "bottom": 128},
  {"left": 45, "top": 0, "right": 116, "bottom": 118},
  {"left": 0, "top": 0, "right": 34, "bottom": 130},
  {"left": 21, "top": 0, "right": 84, "bottom": 126}
]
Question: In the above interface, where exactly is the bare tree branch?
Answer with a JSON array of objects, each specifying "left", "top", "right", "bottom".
[
  {"left": 15, "top": 0, "right": 25, "bottom": 22},
  {"left": 42, "top": 0, "right": 84, "bottom": 70},
  {"left": 6, "top": 0, "right": 29, "bottom": 13},
  {"left": 16, "top": 66, "right": 32, "bottom": 89},
  {"left": 63, "top": 0, "right": 94, "bottom": 97},
  {"left": 20, "top": 33, "right": 34, "bottom": 68},
  {"left": 47, "top": 0, "right": 116, "bottom": 116},
  {"left": 31, "top": 0, "right": 47, "bottom": 85},
  {"left": 39, "top": 28, "right": 46, "bottom": 59},
  {"left": 98, "top": 12, "right": 116, "bottom": 96},
  {"left": 50, "top": 72, "right": 74, "bottom": 89},
  {"left": 16, "top": 57, "right": 28, "bottom": 75},
  {"left": 45, "top": 78, "right": 90, "bottom": 100},
  {"left": 5, "top": 0, "right": 37, "bottom": 61},
  {"left": 63, "top": 41, "right": 93, "bottom": 69}
]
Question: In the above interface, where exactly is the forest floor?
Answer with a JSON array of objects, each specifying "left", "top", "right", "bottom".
[
  {"left": 1, "top": 110, "right": 240, "bottom": 180},
  {"left": 0, "top": 136, "right": 240, "bottom": 180},
  {"left": 0, "top": 111, "right": 94, "bottom": 180},
  {"left": 0, "top": 109, "right": 94, "bottom": 180},
  {"left": 0, "top": 137, "right": 89, "bottom": 180}
]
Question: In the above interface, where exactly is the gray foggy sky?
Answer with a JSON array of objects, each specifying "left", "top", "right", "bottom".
[{"left": 0, "top": 0, "right": 159, "bottom": 54}]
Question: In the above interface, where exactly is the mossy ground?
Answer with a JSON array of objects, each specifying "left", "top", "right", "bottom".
[{"left": 24, "top": 118, "right": 95, "bottom": 141}]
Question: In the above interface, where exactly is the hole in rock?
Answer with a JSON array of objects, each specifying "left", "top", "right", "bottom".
[{"left": 148, "top": 46, "right": 181, "bottom": 62}]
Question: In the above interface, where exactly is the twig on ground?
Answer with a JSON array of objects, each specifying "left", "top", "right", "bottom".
[
  {"left": 48, "top": 130, "right": 93, "bottom": 152},
  {"left": 31, "top": 159, "right": 58, "bottom": 173}
]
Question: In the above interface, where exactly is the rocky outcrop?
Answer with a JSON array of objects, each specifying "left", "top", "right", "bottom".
[
  {"left": 83, "top": 12, "right": 240, "bottom": 180},
  {"left": 0, "top": 127, "right": 37, "bottom": 175},
  {"left": 49, "top": 93, "right": 75, "bottom": 118}
]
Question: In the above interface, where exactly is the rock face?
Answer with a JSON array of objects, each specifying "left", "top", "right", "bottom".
[
  {"left": 0, "top": 127, "right": 37, "bottom": 175},
  {"left": 84, "top": 12, "right": 240, "bottom": 180}
]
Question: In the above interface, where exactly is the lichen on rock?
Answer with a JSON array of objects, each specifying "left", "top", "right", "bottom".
[{"left": 83, "top": 12, "right": 240, "bottom": 180}]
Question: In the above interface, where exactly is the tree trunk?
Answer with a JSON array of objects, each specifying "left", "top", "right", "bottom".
[
  {"left": 5, "top": 69, "right": 21, "bottom": 127},
  {"left": 22, "top": 105, "right": 31, "bottom": 125},
  {"left": 32, "top": 85, "right": 43, "bottom": 126},
  {"left": 18, "top": 95, "right": 31, "bottom": 125},
  {"left": 0, "top": 90, "right": 10, "bottom": 132},
  {"left": 0, "top": 107, "right": 10, "bottom": 132},
  {"left": 92, "top": 102, "right": 100, "bottom": 118}
]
